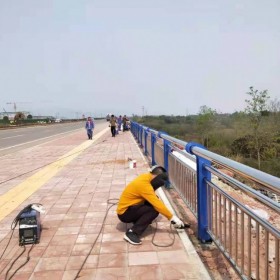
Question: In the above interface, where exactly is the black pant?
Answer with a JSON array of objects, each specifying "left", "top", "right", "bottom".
[
  {"left": 111, "top": 126, "right": 116, "bottom": 137},
  {"left": 118, "top": 204, "right": 159, "bottom": 236}
]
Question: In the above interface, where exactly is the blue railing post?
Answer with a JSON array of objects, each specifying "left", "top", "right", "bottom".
[
  {"left": 138, "top": 125, "right": 141, "bottom": 144},
  {"left": 151, "top": 133, "right": 156, "bottom": 166},
  {"left": 136, "top": 123, "right": 139, "bottom": 141},
  {"left": 139, "top": 126, "right": 143, "bottom": 147},
  {"left": 131, "top": 122, "right": 136, "bottom": 137},
  {"left": 158, "top": 131, "right": 170, "bottom": 172},
  {"left": 186, "top": 142, "right": 212, "bottom": 242},
  {"left": 159, "top": 131, "right": 171, "bottom": 188},
  {"left": 144, "top": 128, "right": 149, "bottom": 155}
]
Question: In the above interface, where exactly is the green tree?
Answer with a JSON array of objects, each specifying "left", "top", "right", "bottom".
[
  {"left": 14, "top": 112, "right": 25, "bottom": 124},
  {"left": 3, "top": 116, "right": 9, "bottom": 123},
  {"left": 245, "top": 86, "right": 270, "bottom": 169},
  {"left": 196, "top": 105, "right": 217, "bottom": 147},
  {"left": 27, "top": 114, "right": 33, "bottom": 119}
]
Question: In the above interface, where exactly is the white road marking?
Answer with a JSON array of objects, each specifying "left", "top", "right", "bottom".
[{"left": 1, "top": 135, "right": 24, "bottom": 139}]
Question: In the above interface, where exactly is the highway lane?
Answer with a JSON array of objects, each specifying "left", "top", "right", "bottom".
[{"left": 0, "top": 120, "right": 108, "bottom": 157}]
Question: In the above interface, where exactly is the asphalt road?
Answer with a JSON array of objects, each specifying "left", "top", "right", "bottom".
[{"left": 0, "top": 120, "right": 108, "bottom": 157}]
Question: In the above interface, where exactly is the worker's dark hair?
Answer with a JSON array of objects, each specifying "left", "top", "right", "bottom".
[{"left": 150, "top": 165, "right": 167, "bottom": 175}]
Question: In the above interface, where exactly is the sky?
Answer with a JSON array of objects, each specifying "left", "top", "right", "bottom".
[{"left": 0, "top": 0, "right": 279, "bottom": 118}]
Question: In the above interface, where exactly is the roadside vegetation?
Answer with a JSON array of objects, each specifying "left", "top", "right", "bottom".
[{"left": 133, "top": 87, "right": 280, "bottom": 177}]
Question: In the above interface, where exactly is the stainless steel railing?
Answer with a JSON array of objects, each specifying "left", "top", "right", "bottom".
[{"left": 131, "top": 122, "right": 280, "bottom": 280}]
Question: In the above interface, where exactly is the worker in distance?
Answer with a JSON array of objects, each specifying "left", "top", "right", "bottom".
[{"left": 117, "top": 165, "right": 185, "bottom": 245}]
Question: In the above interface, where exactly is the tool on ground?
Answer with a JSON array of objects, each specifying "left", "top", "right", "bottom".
[{"left": 18, "top": 204, "right": 44, "bottom": 245}]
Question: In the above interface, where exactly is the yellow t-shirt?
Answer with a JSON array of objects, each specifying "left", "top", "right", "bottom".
[{"left": 117, "top": 173, "right": 173, "bottom": 220}]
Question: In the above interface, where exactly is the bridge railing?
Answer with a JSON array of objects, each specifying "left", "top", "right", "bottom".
[{"left": 131, "top": 122, "right": 280, "bottom": 280}]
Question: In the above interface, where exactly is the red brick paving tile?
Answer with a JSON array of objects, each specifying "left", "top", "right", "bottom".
[
  {"left": 71, "top": 244, "right": 92, "bottom": 256},
  {"left": 62, "top": 270, "right": 78, "bottom": 280},
  {"left": 69, "top": 269, "right": 96, "bottom": 280},
  {"left": 64, "top": 213, "right": 86, "bottom": 220},
  {"left": 155, "top": 238, "right": 184, "bottom": 251},
  {"left": 14, "top": 257, "right": 40, "bottom": 273},
  {"left": 82, "top": 218, "right": 103, "bottom": 225},
  {"left": 36, "top": 235, "right": 53, "bottom": 247},
  {"left": 54, "top": 199, "right": 75, "bottom": 205},
  {"left": 52, "top": 204, "right": 71, "bottom": 209},
  {"left": 3, "top": 272, "right": 32, "bottom": 280},
  {"left": 60, "top": 219, "right": 84, "bottom": 227},
  {"left": 41, "top": 220, "right": 62, "bottom": 228},
  {"left": 161, "top": 263, "right": 201, "bottom": 279},
  {"left": 76, "top": 234, "right": 98, "bottom": 244},
  {"left": 128, "top": 252, "right": 159, "bottom": 266},
  {"left": 88, "top": 204, "right": 108, "bottom": 212},
  {"left": 30, "top": 270, "right": 64, "bottom": 280},
  {"left": 74, "top": 195, "right": 93, "bottom": 202},
  {"left": 95, "top": 267, "right": 128, "bottom": 280},
  {"left": 128, "top": 241, "right": 155, "bottom": 252},
  {"left": 83, "top": 255, "right": 99, "bottom": 269},
  {"left": 89, "top": 242, "right": 101, "bottom": 255},
  {"left": 67, "top": 207, "right": 89, "bottom": 214},
  {"left": 47, "top": 208, "right": 70, "bottom": 215},
  {"left": 55, "top": 227, "right": 80, "bottom": 235},
  {"left": 85, "top": 212, "right": 106, "bottom": 219},
  {"left": 43, "top": 214, "right": 66, "bottom": 221},
  {"left": 72, "top": 202, "right": 91, "bottom": 208},
  {"left": 157, "top": 250, "right": 189, "bottom": 264},
  {"left": 98, "top": 253, "right": 127, "bottom": 268},
  {"left": 79, "top": 224, "right": 102, "bottom": 234},
  {"left": 40, "top": 228, "right": 57, "bottom": 237},
  {"left": 129, "top": 264, "right": 163, "bottom": 280},
  {"left": 50, "top": 235, "right": 78, "bottom": 246},
  {"left": 103, "top": 224, "right": 121, "bottom": 234},
  {"left": 92, "top": 192, "right": 109, "bottom": 199},
  {"left": 43, "top": 245, "right": 73, "bottom": 257},
  {"left": 2, "top": 245, "right": 22, "bottom": 260},
  {"left": 101, "top": 232, "right": 124, "bottom": 242},
  {"left": 34, "top": 256, "right": 68, "bottom": 271},
  {"left": 100, "top": 241, "right": 127, "bottom": 254},
  {"left": 0, "top": 259, "right": 10, "bottom": 275},
  {"left": 66, "top": 256, "right": 87, "bottom": 270}
]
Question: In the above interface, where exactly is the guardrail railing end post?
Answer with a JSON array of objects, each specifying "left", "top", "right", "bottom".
[{"left": 186, "top": 141, "right": 212, "bottom": 243}]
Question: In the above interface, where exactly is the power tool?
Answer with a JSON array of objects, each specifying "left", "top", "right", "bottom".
[{"left": 18, "top": 204, "right": 44, "bottom": 245}]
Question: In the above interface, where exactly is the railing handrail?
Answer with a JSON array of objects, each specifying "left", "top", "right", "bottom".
[
  {"left": 132, "top": 121, "right": 280, "bottom": 280},
  {"left": 153, "top": 128, "right": 280, "bottom": 196}
]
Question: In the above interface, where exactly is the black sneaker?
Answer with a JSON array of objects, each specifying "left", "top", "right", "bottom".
[{"left": 124, "top": 229, "right": 142, "bottom": 245}]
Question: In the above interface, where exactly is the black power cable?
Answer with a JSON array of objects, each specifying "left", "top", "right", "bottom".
[
  {"left": 74, "top": 198, "right": 181, "bottom": 279},
  {"left": 5, "top": 244, "right": 34, "bottom": 280},
  {"left": 74, "top": 198, "right": 119, "bottom": 279}
]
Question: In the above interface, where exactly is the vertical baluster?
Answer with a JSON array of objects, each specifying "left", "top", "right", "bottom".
[
  {"left": 229, "top": 201, "right": 232, "bottom": 257},
  {"left": 248, "top": 217, "right": 252, "bottom": 277},
  {"left": 256, "top": 224, "right": 260, "bottom": 280},
  {"left": 265, "top": 231, "right": 269, "bottom": 280},
  {"left": 215, "top": 190, "right": 218, "bottom": 236},
  {"left": 241, "top": 212, "right": 244, "bottom": 273},
  {"left": 219, "top": 193, "right": 222, "bottom": 242},
  {"left": 235, "top": 205, "right": 238, "bottom": 265},
  {"left": 275, "top": 238, "right": 279, "bottom": 280},
  {"left": 223, "top": 196, "right": 227, "bottom": 251}
]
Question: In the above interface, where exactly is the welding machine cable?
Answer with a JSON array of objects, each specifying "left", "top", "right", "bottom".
[{"left": 4, "top": 244, "right": 34, "bottom": 280}]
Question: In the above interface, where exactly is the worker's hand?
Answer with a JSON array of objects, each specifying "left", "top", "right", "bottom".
[{"left": 170, "top": 215, "right": 184, "bottom": 228}]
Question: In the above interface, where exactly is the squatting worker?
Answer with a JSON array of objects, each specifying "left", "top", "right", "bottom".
[{"left": 117, "top": 165, "right": 184, "bottom": 245}]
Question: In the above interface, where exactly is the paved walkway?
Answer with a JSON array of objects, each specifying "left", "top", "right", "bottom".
[{"left": 0, "top": 125, "right": 211, "bottom": 280}]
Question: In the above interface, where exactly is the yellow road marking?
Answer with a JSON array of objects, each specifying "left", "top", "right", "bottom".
[{"left": 0, "top": 128, "right": 108, "bottom": 221}]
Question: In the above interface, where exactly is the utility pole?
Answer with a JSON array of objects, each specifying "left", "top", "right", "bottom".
[{"left": 142, "top": 106, "right": 144, "bottom": 117}]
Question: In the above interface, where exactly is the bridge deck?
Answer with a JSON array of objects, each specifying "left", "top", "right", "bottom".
[{"left": 0, "top": 127, "right": 211, "bottom": 280}]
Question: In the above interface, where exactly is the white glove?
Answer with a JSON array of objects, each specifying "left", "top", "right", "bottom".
[{"left": 170, "top": 215, "right": 184, "bottom": 228}]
